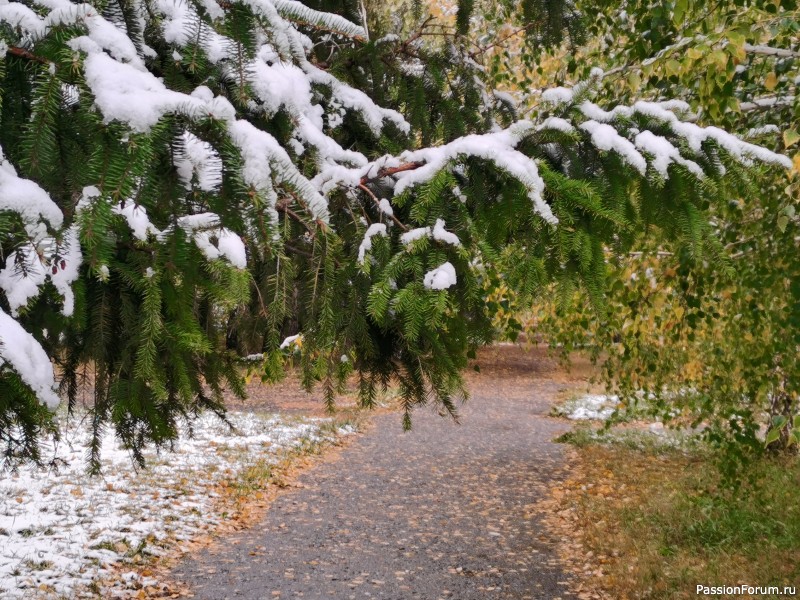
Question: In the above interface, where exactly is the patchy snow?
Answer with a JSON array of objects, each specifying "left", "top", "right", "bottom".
[
  {"left": 0, "top": 0, "right": 46, "bottom": 36},
  {"left": 154, "top": 0, "right": 233, "bottom": 63},
  {"left": 112, "top": 202, "right": 160, "bottom": 241},
  {"left": 576, "top": 99, "right": 791, "bottom": 170},
  {"left": 393, "top": 122, "right": 557, "bottom": 225},
  {"left": 174, "top": 131, "right": 223, "bottom": 192},
  {"left": 49, "top": 225, "right": 83, "bottom": 316},
  {"left": 377, "top": 198, "right": 393, "bottom": 217},
  {"left": 55, "top": 3, "right": 145, "bottom": 69},
  {"left": 634, "top": 130, "right": 704, "bottom": 179},
  {"left": 423, "top": 261, "right": 457, "bottom": 290},
  {"left": 0, "top": 146, "right": 63, "bottom": 230},
  {"left": 580, "top": 120, "right": 647, "bottom": 174},
  {"left": 0, "top": 308, "right": 60, "bottom": 408},
  {"left": 0, "top": 244, "right": 48, "bottom": 315},
  {"left": 279, "top": 334, "right": 302, "bottom": 349},
  {"left": 557, "top": 394, "right": 620, "bottom": 421},
  {"left": 432, "top": 219, "right": 461, "bottom": 246},
  {"left": 541, "top": 86, "right": 574, "bottom": 105},
  {"left": 0, "top": 410, "right": 345, "bottom": 598},
  {"left": 537, "top": 116, "right": 575, "bottom": 134},
  {"left": 357, "top": 223, "right": 387, "bottom": 264},
  {"left": 178, "top": 213, "right": 247, "bottom": 269},
  {"left": 400, "top": 219, "right": 461, "bottom": 247},
  {"left": 400, "top": 226, "right": 430, "bottom": 246}
]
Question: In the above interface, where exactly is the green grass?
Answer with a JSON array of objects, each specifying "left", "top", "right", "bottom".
[
  {"left": 556, "top": 422, "right": 700, "bottom": 452},
  {"left": 551, "top": 435, "right": 800, "bottom": 599}
]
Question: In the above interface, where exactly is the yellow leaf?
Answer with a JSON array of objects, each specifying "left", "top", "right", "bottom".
[
  {"left": 726, "top": 33, "right": 746, "bottom": 61},
  {"left": 687, "top": 47, "right": 704, "bottom": 60},
  {"left": 710, "top": 50, "right": 728, "bottom": 68},
  {"left": 783, "top": 129, "right": 800, "bottom": 149},
  {"left": 765, "top": 72, "right": 778, "bottom": 91},
  {"left": 793, "top": 153, "right": 800, "bottom": 174},
  {"left": 666, "top": 59, "right": 681, "bottom": 76},
  {"left": 727, "top": 31, "right": 745, "bottom": 47}
]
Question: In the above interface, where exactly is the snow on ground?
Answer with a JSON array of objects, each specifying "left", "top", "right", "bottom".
[
  {"left": 554, "top": 393, "right": 703, "bottom": 451},
  {"left": 555, "top": 393, "right": 620, "bottom": 420},
  {"left": 0, "top": 411, "right": 349, "bottom": 599}
]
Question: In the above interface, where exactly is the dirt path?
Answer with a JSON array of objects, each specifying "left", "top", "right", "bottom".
[{"left": 170, "top": 346, "right": 582, "bottom": 599}]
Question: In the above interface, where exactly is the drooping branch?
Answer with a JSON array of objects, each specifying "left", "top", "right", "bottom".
[{"left": 215, "top": 0, "right": 366, "bottom": 42}]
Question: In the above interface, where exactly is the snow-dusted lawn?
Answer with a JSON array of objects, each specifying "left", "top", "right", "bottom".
[
  {"left": 554, "top": 393, "right": 703, "bottom": 452},
  {"left": 0, "top": 411, "right": 347, "bottom": 599},
  {"left": 554, "top": 393, "right": 621, "bottom": 420}
]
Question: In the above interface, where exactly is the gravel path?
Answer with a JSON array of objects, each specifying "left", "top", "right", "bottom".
[{"left": 171, "top": 346, "right": 578, "bottom": 599}]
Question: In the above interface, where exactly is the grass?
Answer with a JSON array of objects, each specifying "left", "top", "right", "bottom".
[
  {"left": 549, "top": 434, "right": 800, "bottom": 599},
  {"left": 22, "top": 559, "right": 54, "bottom": 572},
  {"left": 226, "top": 412, "right": 363, "bottom": 504},
  {"left": 555, "top": 423, "right": 700, "bottom": 452}
]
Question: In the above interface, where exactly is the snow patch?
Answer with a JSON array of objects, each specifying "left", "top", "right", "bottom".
[
  {"left": 423, "top": 261, "right": 457, "bottom": 290},
  {"left": 357, "top": 223, "right": 387, "bottom": 264},
  {"left": 0, "top": 411, "right": 336, "bottom": 598},
  {"left": 0, "top": 308, "right": 59, "bottom": 408}
]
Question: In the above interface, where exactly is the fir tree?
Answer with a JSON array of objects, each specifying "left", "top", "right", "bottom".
[{"left": 0, "top": 0, "right": 791, "bottom": 468}]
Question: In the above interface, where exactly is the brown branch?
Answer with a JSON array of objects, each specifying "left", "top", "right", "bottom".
[
  {"left": 283, "top": 242, "right": 313, "bottom": 259},
  {"left": 278, "top": 192, "right": 331, "bottom": 235},
  {"left": 6, "top": 46, "right": 50, "bottom": 65},
  {"left": 400, "top": 15, "right": 435, "bottom": 54},
  {"left": 355, "top": 161, "right": 430, "bottom": 233},
  {"left": 276, "top": 199, "right": 315, "bottom": 237},
  {"left": 357, "top": 183, "right": 409, "bottom": 232},
  {"left": 360, "top": 161, "right": 426, "bottom": 185},
  {"left": 469, "top": 22, "right": 537, "bottom": 60}
]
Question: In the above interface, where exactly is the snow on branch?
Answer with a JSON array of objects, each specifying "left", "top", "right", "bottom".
[
  {"left": 0, "top": 308, "right": 60, "bottom": 408},
  {"left": 542, "top": 72, "right": 793, "bottom": 172},
  {"left": 423, "top": 261, "right": 457, "bottom": 290},
  {"left": 272, "top": 0, "right": 366, "bottom": 40},
  {"left": 0, "top": 145, "right": 80, "bottom": 319},
  {"left": 357, "top": 223, "right": 387, "bottom": 264},
  {"left": 400, "top": 219, "right": 461, "bottom": 247},
  {"left": 392, "top": 122, "right": 557, "bottom": 225},
  {"left": 743, "top": 43, "right": 800, "bottom": 59},
  {"left": 740, "top": 95, "right": 796, "bottom": 112},
  {"left": 0, "top": 145, "right": 63, "bottom": 230}
]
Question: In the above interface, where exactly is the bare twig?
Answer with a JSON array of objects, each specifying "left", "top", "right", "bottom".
[{"left": 357, "top": 183, "right": 409, "bottom": 231}]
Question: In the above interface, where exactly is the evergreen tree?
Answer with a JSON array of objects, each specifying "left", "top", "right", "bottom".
[{"left": 0, "top": 0, "right": 791, "bottom": 468}]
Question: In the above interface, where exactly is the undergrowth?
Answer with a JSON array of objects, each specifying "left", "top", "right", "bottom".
[{"left": 550, "top": 434, "right": 800, "bottom": 598}]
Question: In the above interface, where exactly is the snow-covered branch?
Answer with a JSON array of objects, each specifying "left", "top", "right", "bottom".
[
  {"left": 743, "top": 43, "right": 800, "bottom": 59},
  {"left": 740, "top": 95, "right": 796, "bottom": 112}
]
